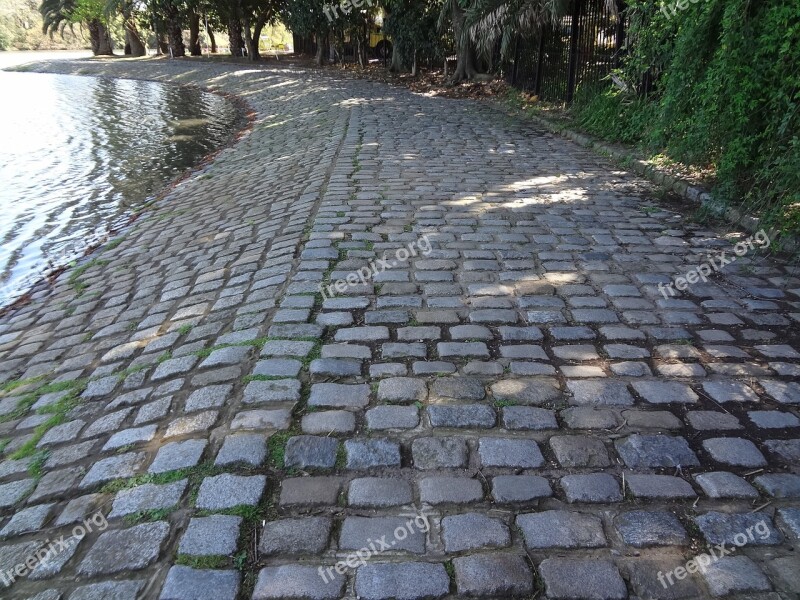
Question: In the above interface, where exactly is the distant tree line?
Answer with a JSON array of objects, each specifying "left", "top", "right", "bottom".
[{"left": 36, "top": 0, "right": 568, "bottom": 84}]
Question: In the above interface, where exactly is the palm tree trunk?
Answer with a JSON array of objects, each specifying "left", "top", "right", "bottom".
[
  {"left": 166, "top": 4, "right": 185, "bottom": 57},
  {"left": 95, "top": 20, "right": 113, "bottom": 55},
  {"left": 449, "top": 0, "right": 477, "bottom": 84},
  {"left": 125, "top": 21, "right": 146, "bottom": 56},
  {"left": 189, "top": 12, "right": 201, "bottom": 55},
  {"left": 227, "top": 17, "right": 245, "bottom": 56},
  {"left": 88, "top": 19, "right": 100, "bottom": 54}
]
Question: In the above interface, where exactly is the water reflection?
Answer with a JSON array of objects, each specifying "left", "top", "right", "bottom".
[{"left": 0, "top": 71, "right": 244, "bottom": 307}]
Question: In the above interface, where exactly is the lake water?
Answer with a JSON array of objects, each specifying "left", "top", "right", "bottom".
[{"left": 0, "top": 67, "right": 245, "bottom": 307}]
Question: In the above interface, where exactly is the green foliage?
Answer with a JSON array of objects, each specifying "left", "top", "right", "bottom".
[
  {"left": 0, "top": 0, "right": 85, "bottom": 48},
  {"left": 570, "top": 84, "right": 658, "bottom": 146},
  {"left": 384, "top": 0, "right": 445, "bottom": 68},
  {"left": 280, "top": 0, "right": 329, "bottom": 37},
  {"left": 575, "top": 0, "right": 800, "bottom": 241},
  {"left": 69, "top": 0, "right": 105, "bottom": 23}
]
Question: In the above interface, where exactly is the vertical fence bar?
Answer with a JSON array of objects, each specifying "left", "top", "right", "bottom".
[
  {"left": 566, "top": 0, "right": 582, "bottom": 102},
  {"left": 534, "top": 28, "right": 545, "bottom": 96},
  {"left": 512, "top": 35, "right": 520, "bottom": 86}
]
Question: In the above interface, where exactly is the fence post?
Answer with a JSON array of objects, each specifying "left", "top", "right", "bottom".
[
  {"left": 534, "top": 27, "right": 545, "bottom": 96},
  {"left": 565, "top": 0, "right": 582, "bottom": 103},
  {"left": 512, "top": 36, "right": 519, "bottom": 86},
  {"left": 614, "top": 0, "right": 626, "bottom": 67}
]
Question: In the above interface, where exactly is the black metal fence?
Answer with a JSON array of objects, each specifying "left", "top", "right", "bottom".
[{"left": 507, "top": 0, "right": 625, "bottom": 103}]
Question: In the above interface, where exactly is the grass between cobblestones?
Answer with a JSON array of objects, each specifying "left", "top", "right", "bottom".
[
  {"left": 124, "top": 507, "right": 175, "bottom": 525},
  {"left": 175, "top": 554, "right": 229, "bottom": 569},
  {"left": 100, "top": 461, "right": 222, "bottom": 495}
]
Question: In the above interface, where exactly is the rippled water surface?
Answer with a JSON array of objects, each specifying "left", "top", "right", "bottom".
[{"left": 0, "top": 70, "right": 244, "bottom": 307}]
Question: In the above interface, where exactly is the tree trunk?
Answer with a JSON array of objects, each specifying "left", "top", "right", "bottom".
[
  {"left": 189, "top": 12, "right": 201, "bottom": 55},
  {"left": 227, "top": 17, "right": 244, "bottom": 56},
  {"left": 166, "top": 4, "right": 185, "bottom": 57},
  {"left": 95, "top": 21, "right": 113, "bottom": 55},
  {"left": 449, "top": 0, "right": 477, "bottom": 84},
  {"left": 125, "top": 20, "right": 146, "bottom": 56},
  {"left": 243, "top": 15, "right": 255, "bottom": 60},
  {"left": 293, "top": 33, "right": 311, "bottom": 55},
  {"left": 208, "top": 27, "right": 217, "bottom": 53},
  {"left": 389, "top": 37, "right": 402, "bottom": 72},
  {"left": 248, "top": 13, "right": 269, "bottom": 62},
  {"left": 314, "top": 31, "right": 327, "bottom": 65},
  {"left": 88, "top": 19, "right": 100, "bottom": 55},
  {"left": 356, "top": 23, "right": 367, "bottom": 67}
]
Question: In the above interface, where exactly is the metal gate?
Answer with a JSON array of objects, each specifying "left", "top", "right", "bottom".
[{"left": 507, "top": 0, "right": 626, "bottom": 103}]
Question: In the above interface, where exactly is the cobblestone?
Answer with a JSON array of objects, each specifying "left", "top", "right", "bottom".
[
  {"left": 517, "top": 510, "right": 606, "bottom": 548},
  {"left": 355, "top": 562, "right": 449, "bottom": 600},
  {"left": 538, "top": 558, "right": 627, "bottom": 600},
  {"left": 614, "top": 510, "right": 688, "bottom": 546},
  {"left": 160, "top": 566, "right": 240, "bottom": 600},
  {"left": 1, "top": 58, "right": 798, "bottom": 600},
  {"left": 78, "top": 521, "right": 169, "bottom": 576}
]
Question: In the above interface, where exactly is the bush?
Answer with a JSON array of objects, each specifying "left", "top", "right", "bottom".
[
  {"left": 573, "top": 0, "right": 800, "bottom": 242},
  {"left": 570, "top": 84, "right": 658, "bottom": 146}
]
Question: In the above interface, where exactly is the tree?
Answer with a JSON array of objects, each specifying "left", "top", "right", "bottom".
[
  {"left": 240, "top": 0, "right": 282, "bottom": 60},
  {"left": 41, "top": 0, "right": 113, "bottom": 54},
  {"left": 440, "top": 0, "right": 476, "bottom": 83},
  {"left": 280, "top": 0, "right": 329, "bottom": 65},
  {"left": 464, "top": 0, "right": 565, "bottom": 59},
  {"left": 433, "top": 0, "right": 565, "bottom": 83},
  {"left": 383, "top": 0, "right": 443, "bottom": 74},
  {"left": 107, "top": 0, "right": 146, "bottom": 55}
]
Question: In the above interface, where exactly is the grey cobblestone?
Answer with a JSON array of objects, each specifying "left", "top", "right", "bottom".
[
  {"left": 160, "top": 566, "right": 240, "bottom": 600},
  {"left": 517, "top": 510, "right": 606, "bottom": 548},
  {"left": 179, "top": 515, "right": 241, "bottom": 556},
  {"left": 1, "top": 59, "right": 797, "bottom": 599},
  {"left": 453, "top": 553, "right": 533, "bottom": 597},
  {"left": 539, "top": 558, "right": 627, "bottom": 600},
  {"left": 614, "top": 510, "right": 688, "bottom": 547},
  {"left": 695, "top": 471, "right": 759, "bottom": 498},
  {"left": 285, "top": 436, "right": 338, "bottom": 469},
  {"left": 78, "top": 521, "right": 169, "bottom": 576},
  {"left": 355, "top": 562, "right": 449, "bottom": 600},
  {"left": 699, "top": 556, "right": 772, "bottom": 596},
  {"left": 259, "top": 516, "right": 332, "bottom": 555},
  {"left": 348, "top": 477, "right": 413, "bottom": 507},
  {"left": 478, "top": 437, "right": 544, "bottom": 468},
  {"left": 412, "top": 437, "right": 468, "bottom": 469},
  {"left": 253, "top": 565, "right": 344, "bottom": 600}
]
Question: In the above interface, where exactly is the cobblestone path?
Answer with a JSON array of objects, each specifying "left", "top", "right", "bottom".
[{"left": 1, "top": 59, "right": 799, "bottom": 600}]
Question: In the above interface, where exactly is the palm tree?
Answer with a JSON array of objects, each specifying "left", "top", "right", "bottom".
[
  {"left": 438, "top": 0, "right": 567, "bottom": 83},
  {"left": 465, "top": 0, "right": 566, "bottom": 58},
  {"left": 41, "top": 0, "right": 113, "bottom": 55}
]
